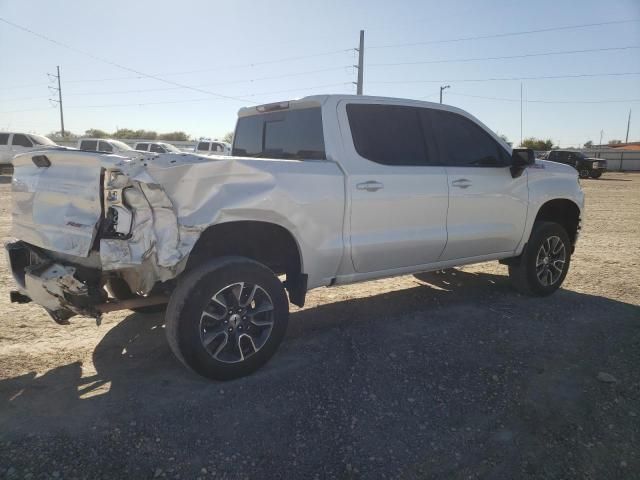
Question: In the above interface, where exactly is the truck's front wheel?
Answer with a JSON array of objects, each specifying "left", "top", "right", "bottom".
[
  {"left": 165, "top": 257, "right": 289, "bottom": 380},
  {"left": 508, "top": 221, "right": 571, "bottom": 296}
]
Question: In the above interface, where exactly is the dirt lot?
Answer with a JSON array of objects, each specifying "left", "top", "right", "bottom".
[{"left": 0, "top": 173, "right": 638, "bottom": 479}]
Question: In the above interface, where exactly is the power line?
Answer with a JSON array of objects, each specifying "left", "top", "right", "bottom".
[
  {"left": 0, "top": 17, "right": 257, "bottom": 104},
  {"left": 1, "top": 82, "right": 353, "bottom": 114},
  {"left": 368, "top": 19, "right": 640, "bottom": 49},
  {"left": 447, "top": 92, "right": 640, "bottom": 104},
  {"left": 369, "top": 45, "right": 640, "bottom": 67},
  {"left": 370, "top": 71, "right": 640, "bottom": 85}
]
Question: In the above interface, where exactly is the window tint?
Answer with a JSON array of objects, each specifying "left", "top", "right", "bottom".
[
  {"left": 80, "top": 140, "right": 98, "bottom": 151},
  {"left": 98, "top": 141, "right": 113, "bottom": 152},
  {"left": 0, "top": 133, "right": 9, "bottom": 145},
  {"left": 232, "top": 107, "right": 325, "bottom": 160},
  {"left": 136, "top": 143, "right": 149, "bottom": 151},
  {"left": 211, "top": 142, "right": 224, "bottom": 152},
  {"left": 12, "top": 134, "right": 33, "bottom": 148},
  {"left": 429, "top": 110, "right": 508, "bottom": 167},
  {"left": 150, "top": 144, "right": 164, "bottom": 153},
  {"left": 347, "top": 104, "right": 429, "bottom": 166},
  {"left": 197, "top": 142, "right": 209, "bottom": 151}
]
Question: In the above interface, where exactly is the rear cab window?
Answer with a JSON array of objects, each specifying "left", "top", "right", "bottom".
[{"left": 232, "top": 107, "right": 325, "bottom": 160}]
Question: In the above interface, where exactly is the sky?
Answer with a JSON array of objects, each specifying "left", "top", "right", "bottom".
[{"left": 1, "top": 0, "right": 639, "bottom": 147}]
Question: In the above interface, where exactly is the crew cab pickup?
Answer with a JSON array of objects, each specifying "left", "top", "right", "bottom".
[
  {"left": 6, "top": 95, "right": 584, "bottom": 380},
  {"left": 546, "top": 150, "right": 607, "bottom": 179}
]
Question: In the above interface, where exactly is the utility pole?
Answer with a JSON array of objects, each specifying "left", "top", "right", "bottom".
[
  {"left": 520, "top": 83, "right": 523, "bottom": 147},
  {"left": 439, "top": 85, "right": 450, "bottom": 104},
  {"left": 599, "top": 129, "right": 604, "bottom": 149},
  {"left": 354, "top": 30, "right": 365, "bottom": 95},
  {"left": 625, "top": 109, "right": 631, "bottom": 143},
  {"left": 48, "top": 66, "right": 65, "bottom": 137}
]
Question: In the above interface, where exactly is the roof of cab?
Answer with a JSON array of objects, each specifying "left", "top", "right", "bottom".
[{"left": 237, "top": 94, "right": 471, "bottom": 118}]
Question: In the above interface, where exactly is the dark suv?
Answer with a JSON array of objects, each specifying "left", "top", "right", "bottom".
[{"left": 546, "top": 150, "right": 607, "bottom": 179}]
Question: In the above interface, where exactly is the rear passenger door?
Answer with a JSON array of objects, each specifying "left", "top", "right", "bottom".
[
  {"left": 426, "top": 109, "right": 528, "bottom": 261},
  {"left": 340, "top": 102, "right": 449, "bottom": 273}
]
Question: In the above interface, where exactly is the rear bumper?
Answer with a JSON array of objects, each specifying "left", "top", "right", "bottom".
[{"left": 6, "top": 241, "right": 104, "bottom": 320}]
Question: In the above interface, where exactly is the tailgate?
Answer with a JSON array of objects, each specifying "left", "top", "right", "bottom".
[{"left": 11, "top": 150, "right": 112, "bottom": 257}]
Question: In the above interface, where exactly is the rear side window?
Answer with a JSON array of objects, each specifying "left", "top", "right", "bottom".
[
  {"left": 98, "top": 141, "right": 113, "bottom": 152},
  {"left": 197, "top": 142, "right": 209, "bottom": 151},
  {"left": 80, "top": 140, "right": 98, "bottom": 151},
  {"left": 12, "top": 134, "right": 33, "bottom": 147},
  {"left": 347, "top": 104, "right": 430, "bottom": 166},
  {"left": 136, "top": 143, "right": 149, "bottom": 151},
  {"left": 211, "top": 142, "right": 224, "bottom": 152},
  {"left": 0, "top": 133, "right": 9, "bottom": 145},
  {"left": 233, "top": 107, "right": 325, "bottom": 160},
  {"left": 150, "top": 144, "right": 164, "bottom": 153},
  {"left": 429, "top": 110, "right": 508, "bottom": 166}
]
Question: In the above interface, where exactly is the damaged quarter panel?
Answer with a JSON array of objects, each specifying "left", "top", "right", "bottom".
[{"left": 138, "top": 155, "right": 346, "bottom": 290}]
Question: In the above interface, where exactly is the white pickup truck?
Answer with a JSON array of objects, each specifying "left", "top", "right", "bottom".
[{"left": 7, "top": 94, "right": 584, "bottom": 380}]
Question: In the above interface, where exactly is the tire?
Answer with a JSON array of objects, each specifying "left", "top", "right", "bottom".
[
  {"left": 508, "top": 221, "right": 571, "bottom": 296},
  {"left": 578, "top": 169, "right": 590, "bottom": 179},
  {"left": 165, "top": 256, "right": 289, "bottom": 381},
  {"left": 106, "top": 278, "right": 167, "bottom": 314},
  {"left": 590, "top": 171, "right": 602, "bottom": 179}
]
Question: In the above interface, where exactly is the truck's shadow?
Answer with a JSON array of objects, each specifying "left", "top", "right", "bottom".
[{"left": 1, "top": 269, "right": 638, "bottom": 476}]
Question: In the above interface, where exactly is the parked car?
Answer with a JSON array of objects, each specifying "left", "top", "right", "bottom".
[
  {"left": 195, "top": 140, "right": 231, "bottom": 156},
  {"left": 77, "top": 138, "right": 148, "bottom": 159},
  {"left": 134, "top": 141, "right": 182, "bottom": 153},
  {"left": 6, "top": 94, "right": 584, "bottom": 381},
  {"left": 546, "top": 150, "right": 607, "bottom": 179},
  {"left": 0, "top": 132, "right": 60, "bottom": 172}
]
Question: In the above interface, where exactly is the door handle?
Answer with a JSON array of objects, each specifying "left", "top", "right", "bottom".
[
  {"left": 451, "top": 178, "right": 472, "bottom": 189},
  {"left": 356, "top": 181, "right": 384, "bottom": 192}
]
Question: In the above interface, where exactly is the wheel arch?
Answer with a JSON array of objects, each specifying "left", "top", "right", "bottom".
[
  {"left": 533, "top": 198, "right": 581, "bottom": 246},
  {"left": 184, "top": 220, "right": 307, "bottom": 307}
]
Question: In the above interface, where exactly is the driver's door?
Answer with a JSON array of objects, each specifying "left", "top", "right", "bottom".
[{"left": 424, "top": 108, "right": 528, "bottom": 261}]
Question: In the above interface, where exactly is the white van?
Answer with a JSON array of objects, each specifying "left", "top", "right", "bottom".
[
  {"left": 194, "top": 140, "right": 231, "bottom": 156},
  {"left": 0, "top": 133, "right": 59, "bottom": 171}
]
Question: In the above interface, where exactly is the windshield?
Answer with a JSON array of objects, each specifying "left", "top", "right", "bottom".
[
  {"left": 162, "top": 143, "right": 181, "bottom": 153},
  {"left": 29, "top": 134, "right": 57, "bottom": 146},
  {"left": 110, "top": 140, "right": 133, "bottom": 151}
]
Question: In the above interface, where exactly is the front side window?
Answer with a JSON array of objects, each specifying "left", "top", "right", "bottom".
[
  {"left": 29, "top": 135, "right": 56, "bottom": 146},
  {"left": 12, "top": 134, "right": 33, "bottom": 148},
  {"left": 233, "top": 107, "right": 325, "bottom": 160},
  {"left": 80, "top": 140, "right": 98, "bottom": 151},
  {"left": 347, "top": 104, "right": 430, "bottom": 166},
  {"left": 150, "top": 144, "right": 165, "bottom": 153},
  {"left": 0, "top": 133, "right": 9, "bottom": 145},
  {"left": 98, "top": 141, "right": 114, "bottom": 152},
  {"left": 429, "top": 110, "right": 508, "bottom": 167},
  {"left": 136, "top": 143, "right": 149, "bottom": 151}
]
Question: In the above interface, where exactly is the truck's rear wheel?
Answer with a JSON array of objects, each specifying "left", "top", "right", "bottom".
[
  {"left": 578, "top": 169, "right": 590, "bottom": 179},
  {"left": 589, "top": 171, "right": 602, "bottom": 179},
  {"left": 165, "top": 257, "right": 289, "bottom": 380},
  {"left": 508, "top": 221, "right": 571, "bottom": 296}
]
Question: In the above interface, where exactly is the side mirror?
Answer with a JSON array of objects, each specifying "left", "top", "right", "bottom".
[{"left": 510, "top": 148, "right": 535, "bottom": 178}]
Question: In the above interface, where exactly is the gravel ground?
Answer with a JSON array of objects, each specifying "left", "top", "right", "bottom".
[{"left": 0, "top": 172, "right": 639, "bottom": 480}]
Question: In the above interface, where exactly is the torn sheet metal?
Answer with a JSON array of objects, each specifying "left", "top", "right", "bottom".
[{"left": 11, "top": 149, "right": 345, "bottom": 298}]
